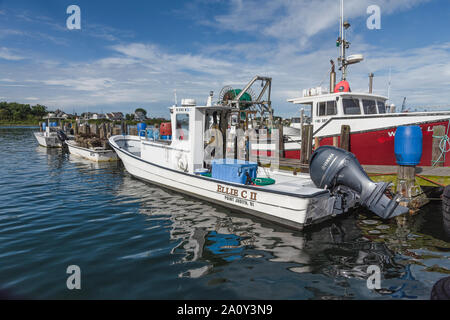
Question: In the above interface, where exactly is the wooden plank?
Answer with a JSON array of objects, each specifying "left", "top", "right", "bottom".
[{"left": 432, "top": 125, "right": 446, "bottom": 167}]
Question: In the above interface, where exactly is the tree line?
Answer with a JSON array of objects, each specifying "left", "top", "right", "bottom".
[{"left": 0, "top": 102, "right": 48, "bottom": 123}]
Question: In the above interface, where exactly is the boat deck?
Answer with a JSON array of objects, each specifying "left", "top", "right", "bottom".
[{"left": 254, "top": 169, "right": 325, "bottom": 196}]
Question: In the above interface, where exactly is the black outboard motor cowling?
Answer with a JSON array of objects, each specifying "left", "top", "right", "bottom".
[
  {"left": 57, "top": 130, "right": 68, "bottom": 142},
  {"left": 310, "top": 146, "right": 409, "bottom": 219}
]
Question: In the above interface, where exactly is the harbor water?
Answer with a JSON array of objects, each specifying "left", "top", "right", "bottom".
[{"left": 1, "top": 126, "right": 449, "bottom": 299}]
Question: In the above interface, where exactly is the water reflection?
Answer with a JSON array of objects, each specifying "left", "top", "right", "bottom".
[{"left": 116, "top": 176, "right": 408, "bottom": 286}]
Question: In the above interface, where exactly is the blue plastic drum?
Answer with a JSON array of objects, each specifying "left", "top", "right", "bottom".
[
  {"left": 394, "top": 126, "right": 423, "bottom": 165},
  {"left": 137, "top": 123, "right": 147, "bottom": 137}
]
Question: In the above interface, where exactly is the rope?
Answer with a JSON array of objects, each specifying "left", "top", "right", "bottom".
[
  {"left": 432, "top": 120, "right": 450, "bottom": 167},
  {"left": 415, "top": 174, "right": 446, "bottom": 187},
  {"left": 368, "top": 172, "right": 446, "bottom": 187}
]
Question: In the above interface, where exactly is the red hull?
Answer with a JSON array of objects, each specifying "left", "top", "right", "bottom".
[{"left": 284, "top": 121, "right": 450, "bottom": 167}]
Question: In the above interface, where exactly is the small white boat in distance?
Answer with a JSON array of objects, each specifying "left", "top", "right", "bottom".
[
  {"left": 66, "top": 140, "right": 118, "bottom": 162},
  {"left": 34, "top": 117, "right": 71, "bottom": 148},
  {"left": 109, "top": 88, "right": 408, "bottom": 230}
]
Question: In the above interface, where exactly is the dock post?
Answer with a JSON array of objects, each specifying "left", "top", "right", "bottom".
[
  {"left": 300, "top": 125, "right": 313, "bottom": 173},
  {"left": 93, "top": 123, "right": 99, "bottom": 137},
  {"left": 395, "top": 126, "right": 430, "bottom": 213},
  {"left": 99, "top": 123, "right": 106, "bottom": 140},
  {"left": 332, "top": 136, "right": 339, "bottom": 147},
  {"left": 432, "top": 125, "right": 446, "bottom": 167},
  {"left": 278, "top": 124, "right": 284, "bottom": 159},
  {"left": 339, "top": 125, "right": 350, "bottom": 151},
  {"left": 314, "top": 137, "right": 320, "bottom": 150},
  {"left": 396, "top": 165, "right": 429, "bottom": 214}
]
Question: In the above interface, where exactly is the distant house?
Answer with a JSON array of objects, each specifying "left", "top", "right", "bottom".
[
  {"left": 91, "top": 113, "right": 106, "bottom": 120},
  {"left": 134, "top": 111, "right": 146, "bottom": 122},
  {"left": 106, "top": 112, "right": 124, "bottom": 121}
]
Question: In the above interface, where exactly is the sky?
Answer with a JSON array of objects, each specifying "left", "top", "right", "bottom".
[{"left": 0, "top": 0, "right": 449, "bottom": 118}]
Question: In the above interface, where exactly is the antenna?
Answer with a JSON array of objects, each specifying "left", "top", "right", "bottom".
[
  {"left": 387, "top": 67, "right": 392, "bottom": 102},
  {"left": 336, "top": 0, "right": 363, "bottom": 81},
  {"left": 174, "top": 89, "right": 178, "bottom": 107}
]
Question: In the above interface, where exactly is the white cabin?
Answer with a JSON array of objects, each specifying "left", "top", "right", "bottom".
[
  {"left": 288, "top": 92, "right": 389, "bottom": 133},
  {"left": 138, "top": 100, "right": 230, "bottom": 174}
]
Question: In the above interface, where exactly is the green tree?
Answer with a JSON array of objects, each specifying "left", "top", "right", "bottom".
[
  {"left": 0, "top": 108, "right": 11, "bottom": 120},
  {"left": 31, "top": 104, "right": 47, "bottom": 117}
]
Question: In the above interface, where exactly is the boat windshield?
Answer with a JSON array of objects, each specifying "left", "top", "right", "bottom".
[
  {"left": 362, "top": 99, "right": 377, "bottom": 114},
  {"left": 343, "top": 98, "right": 361, "bottom": 115},
  {"left": 176, "top": 114, "right": 189, "bottom": 141},
  {"left": 377, "top": 101, "right": 386, "bottom": 113}
]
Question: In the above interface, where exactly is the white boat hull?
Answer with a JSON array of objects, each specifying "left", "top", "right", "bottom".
[
  {"left": 109, "top": 135, "right": 335, "bottom": 230},
  {"left": 66, "top": 140, "right": 118, "bottom": 162},
  {"left": 33, "top": 132, "right": 63, "bottom": 148}
]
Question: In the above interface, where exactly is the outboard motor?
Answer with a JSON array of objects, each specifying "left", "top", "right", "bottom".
[
  {"left": 310, "top": 146, "right": 409, "bottom": 219},
  {"left": 57, "top": 130, "right": 68, "bottom": 142}
]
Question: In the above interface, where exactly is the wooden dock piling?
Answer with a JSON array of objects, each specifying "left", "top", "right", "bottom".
[
  {"left": 396, "top": 165, "right": 429, "bottom": 213},
  {"left": 300, "top": 124, "right": 313, "bottom": 173},
  {"left": 339, "top": 125, "right": 350, "bottom": 151}
]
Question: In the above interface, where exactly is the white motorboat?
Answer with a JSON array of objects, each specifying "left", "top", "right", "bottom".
[
  {"left": 109, "top": 82, "right": 408, "bottom": 230},
  {"left": 34, "top": 116, "right": 72, "bottom": 148},
  {"left": 66, "top": 140, "right": 118, "bottom": 162}
]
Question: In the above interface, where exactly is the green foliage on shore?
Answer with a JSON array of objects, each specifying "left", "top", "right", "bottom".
[{"left": 0, "top": 102, "right": 48, "bottom": 124}]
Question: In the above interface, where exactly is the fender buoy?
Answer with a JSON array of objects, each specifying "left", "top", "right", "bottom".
[{"left": 334, "top": 80, "right": 351, "bottom": 93}]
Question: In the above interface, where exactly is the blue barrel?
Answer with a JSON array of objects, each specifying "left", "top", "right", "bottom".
[
  {"left": 395, "top": 126, "right": 423, "bottom": 165},
  {"left": 146, "top": 128, "right": 154, "bottom": 139},
  {"left": 137, "top": 123, "right": 147, "bottom": 137}
]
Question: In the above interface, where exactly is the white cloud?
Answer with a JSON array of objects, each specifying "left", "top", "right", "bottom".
[
  {"left": 0, "top": 47, "right": 24, "bottom": 61},
  {"left": 208, "top": 0, "right": 431, "bottom": 43}
]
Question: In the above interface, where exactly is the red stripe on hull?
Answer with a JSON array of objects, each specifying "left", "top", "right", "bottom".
[{"left": 284, "top": 121, "right": 450, "bottom": 166}]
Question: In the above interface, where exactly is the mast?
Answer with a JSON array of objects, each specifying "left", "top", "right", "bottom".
[
  {"left": 337, "top": 0, "right": 349, "bottom": 80},
  {"left": 340, "top": 0, "right": 345, "bottom": 79}
]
